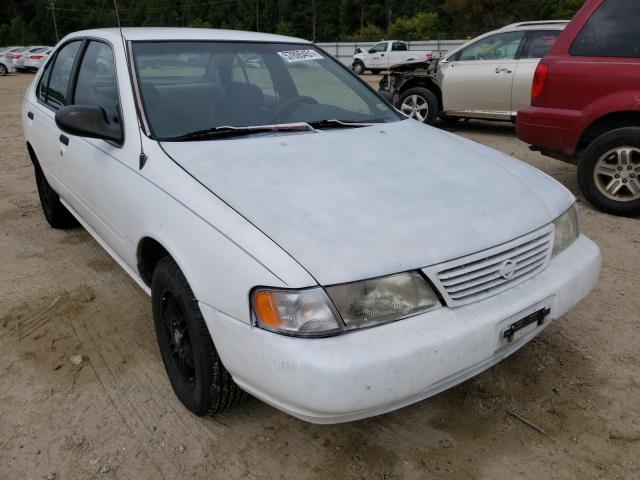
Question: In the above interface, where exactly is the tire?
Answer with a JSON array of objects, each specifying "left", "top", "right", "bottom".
[
  {"left": 352, "top": 61, "right": 364, "bottom": 75},
  {"left": 0, "top": 64, "right": 7, "bottom": 76},
  {"left": 398, "top": 87, "right": 438, "bottom": 125},
  {"left": 34, "top": 163, "right": 78, "bottom": 228},
  {"left": 152, "top": 256, "right": 244, "bottom": 416},
  {"left": 578, "top": 127, "right": 640, "bottom": 217}
]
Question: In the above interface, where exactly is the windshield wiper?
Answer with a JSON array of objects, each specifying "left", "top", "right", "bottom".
[
  {"left": 163, "top": 120, "right": 372, "bottom": 141},
  {"left": 307, "top": 119, "right": 372, "bottom": 130},
  {"left": 163, "top": 123, "right": 315, "bottom": 141}
]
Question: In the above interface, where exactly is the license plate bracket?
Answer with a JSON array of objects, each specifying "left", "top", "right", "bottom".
[{"left": 502, "top": 307, "right": 551, "bottom": 343}]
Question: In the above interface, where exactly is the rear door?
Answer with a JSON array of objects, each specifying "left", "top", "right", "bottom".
[
  {"left": 511, "top": 29, "right": 562, "bottom": 114},
  {"left": 28, "top": 40, "right": 83, "bottom": 195},
  {"left": 441, "top": 31, "right": 525, "bottom": 118}
]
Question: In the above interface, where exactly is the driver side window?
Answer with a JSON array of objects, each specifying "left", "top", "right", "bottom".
[{"left": 456, "top": 31, "right": 525, "bottom": 61}]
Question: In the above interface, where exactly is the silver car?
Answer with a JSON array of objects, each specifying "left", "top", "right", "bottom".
[
  {"left": 381, "top": 21, "right": 568, "bottom": 124},
  {"left": 0, "top": 46, "right": 24, "bottom": 75}
]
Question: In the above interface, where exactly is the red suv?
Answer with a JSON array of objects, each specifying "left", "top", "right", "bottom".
[{"left": 517, "top": 0, "right": 640, "bottom": 216}]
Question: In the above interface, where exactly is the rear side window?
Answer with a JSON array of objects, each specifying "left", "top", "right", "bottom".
[
  {"left": 43, "top": 41, "right": 81, "bottom": 109},
  {"left": 37, "top": 59, "right": 54, "bottom": 102},
  {"left": 73, "top": 41, "right": 121, "bottom": 124},
  {"left": 392, "top": 42, "right": 407, "bottom": 52},
  {"left": 520, "top": 30, "right": 561, "bottom": 59},
  {"left": 570, "top": 0, "right": 640, "bottom": 58}
]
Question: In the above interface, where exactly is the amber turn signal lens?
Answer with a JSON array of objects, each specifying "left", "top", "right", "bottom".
[{"left": 253, "top": 291, "right": 282, "bottom": 328}]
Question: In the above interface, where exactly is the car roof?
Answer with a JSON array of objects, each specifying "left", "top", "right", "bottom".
[
  {"left": 500, "top": 20, "right": 569, "bottom": 31},
  {"left": 62, "top": 27, "right": 310, "bottom": 44}
]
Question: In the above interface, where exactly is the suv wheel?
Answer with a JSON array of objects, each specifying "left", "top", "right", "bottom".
[
  {"left": 152, "top": 256, "right": 244, "bottom": 416},
  {"left": 398, "top": 87, "right": 438, "bottom": 125},
  {"left": 352, "top": 61, "right": 365, "bottom": 75},
  {"left": 578, "top": 127, "right": 640, "bottom": 216}
]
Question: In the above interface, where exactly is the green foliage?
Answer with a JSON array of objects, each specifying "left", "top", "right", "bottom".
[
  {"left": 0, "top": 0, "right": 587, "bottom": 46},
  {"left": 187, "top": 18, "right": 212, "bottom": 29},
  {"left": 275, "top": 20, "right": 295, "bottom": 37},
  {"left": 388, "top": 12, "right": 439, "bottom": 40},
  {"left": 348, "top": 23, "right": 386, "bottom": 42}
]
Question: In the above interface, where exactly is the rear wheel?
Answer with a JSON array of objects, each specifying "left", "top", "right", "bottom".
[
  {"left": 152, "top": 256, "right": 244, "bottom": 416},
  {"left": 398, "top": 87, "right": 438, "bottom": 125},
  {"left": 34, "top": 163, "right": 78, "bottom": 228},
  {"left": 578, "top": 127, "right": 640, "bottom": 217},
  {"left": 0, "top": 64, "right": 7, "bottom": 76}
]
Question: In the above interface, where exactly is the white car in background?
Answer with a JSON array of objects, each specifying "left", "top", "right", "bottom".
[
  {"left": 0, "top": 48, "right": 18, "bottom": 75},
  {"left": 0, "top": 46, "right": 26, "bottom": 75},
  {"left": 380, "top": 21, "right": 568, "bottom": 124},
  {"left": 12, "top": 46, "right": 50, "bottom": 71},
  {"left": 24, "top": 48, "right": 52, "bottom": 71},
  {"left": 352, "top": 40, "right": 433, "bottom": 74},
  {"left": 22, "top": 27, "right": 600, "bottom": 424}
]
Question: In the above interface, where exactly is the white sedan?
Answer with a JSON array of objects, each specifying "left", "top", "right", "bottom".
[{"left": 22, "top": 28, "right": 600, "bottom": 424}]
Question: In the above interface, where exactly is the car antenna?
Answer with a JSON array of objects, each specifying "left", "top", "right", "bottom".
[{"left": 112, "top": 0, "right": 148, "bottom": 170}]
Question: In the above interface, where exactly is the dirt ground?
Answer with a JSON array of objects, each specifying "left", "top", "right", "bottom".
[{"left": 1, "top": 72, "right": 639, "bottom": 480}]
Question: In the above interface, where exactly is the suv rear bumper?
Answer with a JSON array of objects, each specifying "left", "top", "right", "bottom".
[{"left": 517, "top": 106, "right": 582, "bottom": 156}]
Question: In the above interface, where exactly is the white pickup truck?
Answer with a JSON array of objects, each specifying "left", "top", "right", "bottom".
[{"left": 352, "top": 40, "right": 433, "bottom": 75}]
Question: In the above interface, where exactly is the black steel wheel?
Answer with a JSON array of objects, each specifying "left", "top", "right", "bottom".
[{"left": 152, "top": 256, "right": 244, "bottom": 416}]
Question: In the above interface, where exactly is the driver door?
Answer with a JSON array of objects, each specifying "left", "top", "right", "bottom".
[
  {"left": 366, "top": 42, "right": 388, "bottom": 69},
  {"left": 441, "top": 31, "right": 525, "bottom": 118}
]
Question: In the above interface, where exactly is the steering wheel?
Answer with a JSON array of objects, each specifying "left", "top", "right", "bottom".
[{"left": 273, "top": 96, "right": 318, "bottom": 122}]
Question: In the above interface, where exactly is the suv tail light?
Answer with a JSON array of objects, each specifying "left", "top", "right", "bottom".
[{"left": 531, "top": 63, "right": 549, "bottom": 102}]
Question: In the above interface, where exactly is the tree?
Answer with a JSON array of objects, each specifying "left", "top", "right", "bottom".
[{"left": 348, "top": 23, "right": 385, "bottom": 42}]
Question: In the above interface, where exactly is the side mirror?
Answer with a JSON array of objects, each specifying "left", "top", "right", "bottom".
[
  {"left": 55, "top": 105, "right": 123, "bottom": 144},
  {"left": 368, "top": 48, "right": 376, "bottom": 54}
]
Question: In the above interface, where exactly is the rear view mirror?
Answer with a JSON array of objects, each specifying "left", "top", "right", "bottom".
[{"left": 55, "top": 105, "right": 123, "bottom": 144}]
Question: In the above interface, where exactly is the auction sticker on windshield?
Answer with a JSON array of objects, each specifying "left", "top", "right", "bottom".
[{"left": 277, "top": 50, "right": 324, "bottom": 62}]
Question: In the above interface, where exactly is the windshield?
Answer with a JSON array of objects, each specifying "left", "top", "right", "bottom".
[{"left": 131, "top": 41, "right": 400, "bottom": 140}]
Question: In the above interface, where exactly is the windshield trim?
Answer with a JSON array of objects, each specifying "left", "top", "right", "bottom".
[{"left": 129, "top": 39, "right": 402, "bottom": 141}]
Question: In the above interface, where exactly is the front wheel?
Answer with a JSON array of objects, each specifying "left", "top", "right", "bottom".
[
  {"left": 578, "top": 127, "right": 640, "bottom": 217},
  {"left": 352, "top": 61, "right": 365, "bottom": 75},
  {"left": 152, "top": 257, "right": 244, "bottom": 416},
  {"left": 398, "top": 87, "right": 438, "bottom": 125}
]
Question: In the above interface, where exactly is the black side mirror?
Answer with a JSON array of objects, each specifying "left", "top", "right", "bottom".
[
  {"left": 55, "top": 105, "right": 123, "bottom": 144},
  {"left": 368, "top": 49, "right": 375, "bottom": 54}
]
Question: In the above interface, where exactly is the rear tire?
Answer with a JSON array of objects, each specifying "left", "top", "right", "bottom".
[
  {"left": 0, "top": 64, "right": 7, "bottom": 76},
  {"left": 398, "top": 87, "right": 438, "bottom": 125},
  {"left": 578, "top": 127, "right": 640, "bottom": 217},
  {"left": 152, "top": 256, "right": 244, "bottom": 416},
  {"left": 34, "top": 163, "right": 78, "bottom": 228}
]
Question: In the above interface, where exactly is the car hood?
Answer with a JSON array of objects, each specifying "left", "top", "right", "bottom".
[{"left": 161, "top": 120, "right": 574, "bottom": 286}]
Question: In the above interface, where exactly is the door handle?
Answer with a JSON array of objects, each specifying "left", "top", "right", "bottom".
[
  {"left": 27, "top": 111, "right": 34, "bottom": 120},
  {"left": 495, "top": 66, "right": 512, "bottom": 74},
  {"left": 59, "top": 134, "right": 69, "bottom": 146}
]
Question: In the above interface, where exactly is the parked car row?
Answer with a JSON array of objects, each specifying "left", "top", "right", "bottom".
[
  {"left": 377, "top": 0, "right": 639, "bottom": 216},
  {"left": 0, "top": 45, "right": 52, "bottom": 75}
]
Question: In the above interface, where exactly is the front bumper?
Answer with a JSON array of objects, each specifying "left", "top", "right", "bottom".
[{"left": 200, "top": 234, "right": 600, "bottom": 424}]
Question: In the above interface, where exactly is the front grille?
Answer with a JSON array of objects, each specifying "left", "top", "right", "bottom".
[{"left": 424, "top": 226, "right": 553, "bottom": 306}]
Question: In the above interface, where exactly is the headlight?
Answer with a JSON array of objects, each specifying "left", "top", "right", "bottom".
[
  {"left": 252, "top": 272, "right": 441, "bottom": 337},
  {"left": 326, "top": 272, "right": 440, "bottom": 329},
  {"left": 552, "top": 203, "right": 579, "bottom": 257}
]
